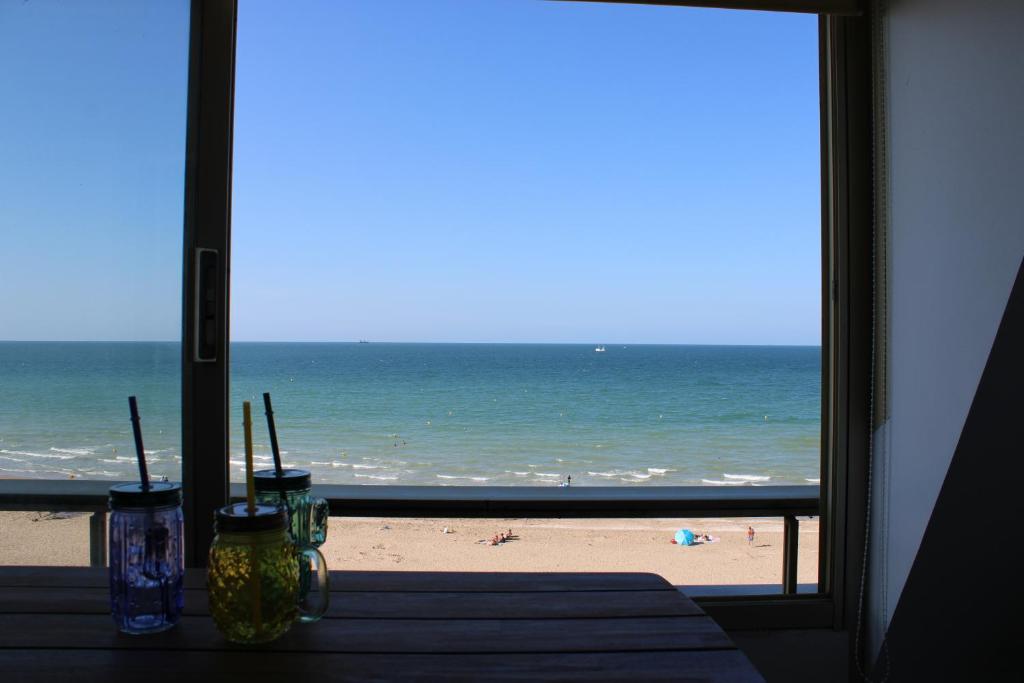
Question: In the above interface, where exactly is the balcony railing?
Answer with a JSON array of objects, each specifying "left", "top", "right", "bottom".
[{"left": 0, "top": 479, "right": 818, "bottom": 594}]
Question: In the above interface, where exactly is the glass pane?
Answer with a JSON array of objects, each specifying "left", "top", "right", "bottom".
[
  {"left": 0, "top": 0, "right": 190, "bottom": 487},
  {"left": 231, "top": 1, "right": 820, "bottom": 490}
]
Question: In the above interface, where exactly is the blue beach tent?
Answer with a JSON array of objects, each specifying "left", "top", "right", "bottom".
[{"left": 674, "top": 529, "right": 695, "bottom": 546}]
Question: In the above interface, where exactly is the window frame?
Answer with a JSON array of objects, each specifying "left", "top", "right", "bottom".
[
  {"left": 178, "top": 0, "right": 873, "bottom": 631},
  {"left": 181, "top": 0, "right": 237, "bottom": 564}
]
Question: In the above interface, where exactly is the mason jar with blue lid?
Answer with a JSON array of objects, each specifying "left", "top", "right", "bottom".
[{"left": 108, "top": 481, "right": 184, "bottom": 634}]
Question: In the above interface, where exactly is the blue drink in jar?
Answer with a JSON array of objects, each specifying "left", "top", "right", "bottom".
[{"left": 108, "top": 482, "right": 184, "bottom": 634}]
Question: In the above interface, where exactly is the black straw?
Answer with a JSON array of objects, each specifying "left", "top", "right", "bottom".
[
  {"left": 263, "top": 392, "right": 284, "bottom": 478},
  {"left": 128, "top": 396, "right": 150, "bottom": 491}
]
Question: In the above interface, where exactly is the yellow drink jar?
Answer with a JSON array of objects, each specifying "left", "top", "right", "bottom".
[{"left": 207, "top": 503, "right": 328, "bottom": 644}]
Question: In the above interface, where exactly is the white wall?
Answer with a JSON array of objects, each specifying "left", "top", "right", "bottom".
[{"left": 869, "top": 0, "right": 1024, "bottom": 657}]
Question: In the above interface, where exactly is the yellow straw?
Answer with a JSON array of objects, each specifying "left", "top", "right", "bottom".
[
  {"left": 241, "top": 401, "right": 263, "bottom": 634},
  {"left": 250, "top": 545, "right": 263, "bottom": 634},
  {"left": 243, "top": 401, "right": 256, "bottom": 514}
]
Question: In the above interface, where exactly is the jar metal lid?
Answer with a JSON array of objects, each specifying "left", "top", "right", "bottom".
[
  {"left": 254, "top": 468, "right": 312, "bottom": 493},
  {"left": 215, "top": 502, "right": 288, "bottom": 533},
  {"left": 109, "top": 482, "right": 182, "bottom": 510}
]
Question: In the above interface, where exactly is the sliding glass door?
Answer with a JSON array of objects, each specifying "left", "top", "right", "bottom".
[
  {"left": 0, "top": 1, "right": 191, "bottom": 482},
  {"left": 0, "top": 0, "right": 192, "bottom": 565}
]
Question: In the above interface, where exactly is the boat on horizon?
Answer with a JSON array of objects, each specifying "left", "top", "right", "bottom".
[{"left": 594, "top": 345, "right": 606, "bottom": 352}]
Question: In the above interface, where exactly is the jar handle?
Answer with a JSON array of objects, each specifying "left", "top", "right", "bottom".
[
  {"left": 310, "top": 496, "right": 329, "bottom": 546},
  {"left": 296, "top": 545, "right": 330, "bottom": 622}
]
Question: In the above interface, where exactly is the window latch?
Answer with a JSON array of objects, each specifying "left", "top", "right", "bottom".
[{"left": 193, "top": 248, "right": 219, "bottom": 363}]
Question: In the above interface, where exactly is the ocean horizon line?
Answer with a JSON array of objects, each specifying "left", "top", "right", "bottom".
[{"left": 0, "top": 339, "right": 823, "bottom": 348}]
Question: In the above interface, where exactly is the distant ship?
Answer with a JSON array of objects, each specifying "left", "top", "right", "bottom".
[
  {"left": 358, "top": 340, "right": 370, "bottom": 344},
  {"left": 594, "top": 346, "right": 606, "bottom": 353}
]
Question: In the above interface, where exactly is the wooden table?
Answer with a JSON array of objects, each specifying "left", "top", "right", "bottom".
[{"left": 0, "top": 567, "right": 763, "bottom": 682}]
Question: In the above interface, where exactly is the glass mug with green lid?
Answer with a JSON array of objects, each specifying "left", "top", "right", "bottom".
[
  {"left": 254, "top": 469, "right": 329, "bottom": 547},
  {"left": 207, "top": 503, "right": 329, "bottom": 644},
  {"left": 254, "top": 469, "right": 329, "bottom": 622}
]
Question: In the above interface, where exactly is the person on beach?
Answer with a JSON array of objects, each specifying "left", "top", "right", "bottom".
[{"left": 747, "top": 526, "right": 755, "bottom": 545}]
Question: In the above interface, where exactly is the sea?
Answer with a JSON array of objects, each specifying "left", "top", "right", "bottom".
[{"left": 0, "top": 342, "right": 821, "bottom": 487}]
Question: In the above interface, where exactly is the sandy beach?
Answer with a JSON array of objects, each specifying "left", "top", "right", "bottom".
[{"left": 0, "top": 511, "right": 817, "bottom": 588}]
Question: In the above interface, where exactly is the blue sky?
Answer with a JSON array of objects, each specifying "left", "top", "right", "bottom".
[{"left": 2, "top": 1, "right": 820, "bottom": 345}]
